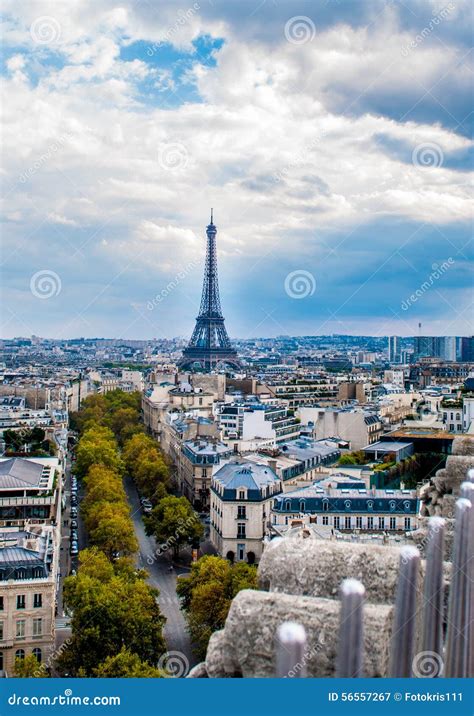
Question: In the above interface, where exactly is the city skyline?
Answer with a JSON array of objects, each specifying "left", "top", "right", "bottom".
[{"left": 1, "top": 0, "right": 473, "bottom": 341}]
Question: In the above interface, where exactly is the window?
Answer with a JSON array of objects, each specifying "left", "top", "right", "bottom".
[
  {"left": 334, "top": 516, "right": 340, "bottom": 529},
  {"left": 367, "top": 516, "right": 374, "bottom": 530},
  {"left": 344, "top": 500, "right": 351, "bottom": 510},
  {"left": 285, "top": 500, "right": 291, "bottom": 512},
  {"left": 16, "top": 595, "right": 25, "bottom": 610},
  {"left": 323, "top": 500, "right": 329, "bottom": 512},
  {"left": 16, "top": 620, "right": 25, "bottom": 638},
  {"left": 33, "top": 594, "right": 42, "bottom": 608},
  {"left": 202, "top": 469, "right": 207, "bottom": 478},
  {"left": 0, "top": 621, "right": 3, "bottom": 640},
  {"left": 389, "top": 500, "right": 396, "bottom": 511},
  {"left": 405, "top": 517, "right": 411, "bottom": 530},
  {"left": 15, "top": 649, "right": 25, "bottom": 661},
  {"left": 367, "top": 500, "right": 374, "bottom": 511},
  {"left": 379, "top": 517, "right": 385, "bottom": 530},
  {"left": 356, "top": 516, "right": 362, "bottom": 529},
  {"left": 32, "top": 648, "right": 42, "bottom": 663},
  {"left": 322, "top": 515, "right": 329, "bottom": 526},
  {"left": 238, "top": 490, "right": 245, "bottom": 500},
  {"left": 0, "top": 596, "right": 3, "bottom": 610},
  {"left": 33, "top": 618, "right": 42, "bottom": 637},
  {"left": 237, "top": 505, "right": 246, "bottom": 519},
  {"left": 237, "top": 523, "right": 246, "bottom": 538},
  {"left": 345, "top": 516, "right": 351, "bottom": 529},
  {"left": 390, "top": 517, "right": 396, "bottom": 530}
]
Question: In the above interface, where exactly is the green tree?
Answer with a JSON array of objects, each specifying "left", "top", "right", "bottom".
[
  {"left": 176, "top": 555, "right": 257, "bottom": 659},
  {"left": 75, "top": 425, "right": 123, "bottom": 478},
  {"left": 94, "top": 648, "right": 165, "bottom": 678},
  {"left": 145, "top": 495, "right": 203, "bottom": 557},
  {"left": 57, "top": 549, "right": 166, "bottom": 676},
  {"left": 14, "top": 653, "right": 48, "bottom": 677}
]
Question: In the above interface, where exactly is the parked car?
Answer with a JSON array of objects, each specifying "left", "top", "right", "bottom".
[
  {"left": 70, "top": 520, "right": 78, "bottom": 529},
  {"left": 70, "top": 530, "right": 78, "bottom": 541},
  {"left": 70, "top": 542, "right": 79, "bottom": 556},
  {"left": 70, "top": 507, "right": 78, "bottom": 518},
  {"left": 70, "top": 496, "right": 78, "bottom": 506}
]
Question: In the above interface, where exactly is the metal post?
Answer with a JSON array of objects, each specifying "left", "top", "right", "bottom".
[
  {"left": 336, "top": 578, "right": 365, "bottom": 678},
  {"left": 418, "top": 517, "right": 445, "bottom": 677},
  {"left": 445, "top": 497, "right": 472, "bottom": 678},
  {"left": 459, "top": 483, "right": 474, "bottom": 678},
  {"left": 390, "top": 546, "right": 420, "bottom": 677},
  {"left": 275, "top": 621, "right": 307, "bottom": 678}
]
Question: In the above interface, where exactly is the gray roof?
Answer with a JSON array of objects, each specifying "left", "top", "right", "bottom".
[
  {"left": 0, "top": 546, "right": 45, "bottom": 567},
  {"left": 214, "top": 461, "right": 278, "bottom": 490},
  {"left": 363, "top": 441, "right": 413, "bottom": 452},
  {"left": 0, "top": 458, "right": 46, "bottom": 489}
]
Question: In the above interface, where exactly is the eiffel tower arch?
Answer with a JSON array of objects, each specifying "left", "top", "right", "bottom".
[{"left": 179, "top": 212, "right": 241, "bottom": 372}]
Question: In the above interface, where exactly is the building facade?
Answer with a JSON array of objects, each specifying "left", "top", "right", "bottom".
[{"left": 210, "top": 461, "right": 281, "bottom": 564}]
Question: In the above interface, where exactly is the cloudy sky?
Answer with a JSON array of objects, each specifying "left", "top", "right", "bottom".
[{"left": 1, "top": 0, "right": 472, "bottom": 341}]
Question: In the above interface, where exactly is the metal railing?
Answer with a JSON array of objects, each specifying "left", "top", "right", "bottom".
[{"left": 274, "top": 468, "right": 474, "bottom": 678}]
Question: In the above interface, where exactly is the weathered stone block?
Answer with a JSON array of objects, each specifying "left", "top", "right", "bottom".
[
  {"left": 223, "top": 590, "right": 393, "bottom": 677},
  {"left": 452, "top": 436, "right": 474, "bottom": 457},
  {"left": 187, "top": 662, "right": 208, "bottom": 678},
  {"left": 258, "top": 538, "right": 414, "bottom": 604}
]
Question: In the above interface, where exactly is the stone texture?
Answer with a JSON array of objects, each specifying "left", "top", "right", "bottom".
[
  {"left": 187, "top": 662, "right": 208, "bottom": 678},
  {"left": 258, "top": 538, "right": 413, "bottom": 604},
  {"left": 205, "top": 629, "right": 238, "bottom": 678},
  {"left": 452, "top": 436, "right": 474, "bottom": 457},
  {"left": 221, "top": 590, "right": 393, "bottom": 678}
]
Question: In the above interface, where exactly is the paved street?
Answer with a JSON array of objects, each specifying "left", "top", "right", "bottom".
[{"left": 124, "top": 476, "right": 196, "bottom": 670}]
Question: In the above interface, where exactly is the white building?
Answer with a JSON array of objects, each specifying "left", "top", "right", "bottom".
[{"left": 210, "top": 461, "right": 281, "bottom": 564}]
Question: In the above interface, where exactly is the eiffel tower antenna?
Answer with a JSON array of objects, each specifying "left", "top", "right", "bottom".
[{"left": 179, "top": 213, "right": 240, "bottom": 372}]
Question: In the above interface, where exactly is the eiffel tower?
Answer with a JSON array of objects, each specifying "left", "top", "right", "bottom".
[{"left": 179, "top": 211, "right": 241, "bottom": 371}]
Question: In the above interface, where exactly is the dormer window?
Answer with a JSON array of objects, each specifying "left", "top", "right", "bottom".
[
  {"left": 367, "top": 500, "right": 374, "bottom": 511},
  {"left": 238, "top": 490, "right": 245, "bottom": 500}
]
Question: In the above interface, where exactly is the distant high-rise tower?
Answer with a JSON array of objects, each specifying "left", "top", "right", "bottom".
[
  {"left": 388, "top": 336, "right": 400, "bottom": 363},
  {"left": 179, "top": 211, "right": 240, "bottom": 372}
]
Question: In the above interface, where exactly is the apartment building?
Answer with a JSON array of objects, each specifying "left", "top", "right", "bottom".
[
  {"left": 216, "top": 401, "right": 300, "bottom": 446},
  {"left": 271, "top": 481, "right": 419, "bottom": 533},
  {"left": 179, "top": 438, "right": 233, "bottom": 510},
  {"left": 210, "top": 461, "right": 281, "bottom": 564},
  {"left": 298, "top": 407, "right": 383, "bottom": 450},
  {"left": 0, "top": 524, "right": 57, "bottom": 675}
]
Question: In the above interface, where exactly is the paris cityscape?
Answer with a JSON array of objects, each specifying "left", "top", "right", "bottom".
[{"left": 0, "top": 0, "right": 473, "bottom": 706}]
